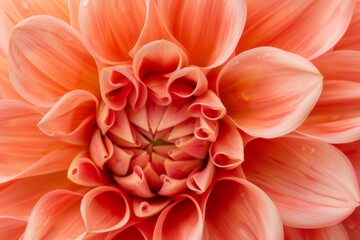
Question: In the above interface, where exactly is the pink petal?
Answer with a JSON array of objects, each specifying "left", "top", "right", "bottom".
[
  {"left": 166, "top": 67, "right": 208, "bottom": 99},
  {"left": 343, "top": 206, "right": 360, "bottom": 239},
  {"left": 164, "top": 159, "right": 202, "bottom": 179},
  {"left": 284, "top": 224, "right": 350, "bottom": 240},
  {"left": 209, "top": 119, "right": 244, "bottom": 169},
  {"left": 133, "top": 197, "right": 172, "bottom": 218},
  {"left": 68, "top": 0, "right": 81, "bottom": 32},
  {"left": 0, "top": 51, "right": 24, "bottom": 100},
  {"left": 96, "top": 102, "right": 115, "bottom": 135},
  {"left": 217, "top": 47, "right": 323, "bottom": 138},
  {"left": 167, "top": 119, "right": 195, "bottom": 141},
  {"left": 175, "top": 136, "right": 210, "bottom": 159},
  {"left": 79, "top": 0, "right": 146, "bottom": 63},
  {"left": 336, "top": 140, "right": 360, "bottom": 183},
  {"left": 107, "top": 226, "right": 146, "bottom": 240},
  {"left": 109, "top": 109, "right": 137, "bottom": 145},
  {"left": 8, "top": 15, "right": 99, "bottom": 107},
  {"left": 0, "top": 9, "right": 13, "bottom": 55},
  {"left": 127, "top": 105, "right": 149, "bottom": 131},
  {"left": 158, "top": 0, "right": 246, "bottom": 68},
  {"left": 157, "top": 99, "right": 191, "bottom": 131},
  {"left": 0, "top": 217, "right": 26, "bottom": 240},
  {"left": 38, "top": 90, "right": 98, "bottom": 145},
  {"left": 202, "top": 178, "right": 283, "bottom": 240},
  {"left": 100, "top": 65, "right": 147, "bottom": 111},
  {"left": 68, "top": 151, "right": 108, "bottom": 187},
  {"left": 89, "top": 129, "right": 113, "bottom": 169},
  {"left": 106, "top": 146, "right": 133, "bottom": 176},
  {"left": 188, "top": 90, "right": 226, "bottom": 121},
  {"left": 187, "top": 159, "right": 215, "bottom": 194},
  {"left": 238, "top": 0, "right": 356, "bottom": 60},
  {"left": 153, "top": 195, "right": 203, "bottom": 240},
  {"left": 23, "top": 190, "right": 85, "bottom": 240},
  {"left": 157, "top": 175, "right": 187, "bottom": 197},
  {"left": 194, "top": 117, "right": 218, "bottom": 142},
  {"left": 243, "top": 136, "right": 360, "bottom": 228},
  {"left": 81, "top": 186, "right": 130, "bottom": 233}
]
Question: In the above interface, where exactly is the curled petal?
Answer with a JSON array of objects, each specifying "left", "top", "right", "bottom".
[
  {"left": 158, "top": 0, "right": 246, "bottom": 68},
  {"left": 164, "top": 159, "right": 202, "bottom": 179},
  {"left": 194, "top": 117, "right": 218, "bottom": 142},
  {"left": 23, "top": 190, "right": 85, "bottom": 240},
  {"left": 175, "top": 136, "right": 210, "bottom": 159},
  {"left": 0, "top": 217, "right": 26, "bottom": 240},
  {"left": 210, "top": 119, "right": 244, "bottom": 169},
  {"left": 243, "top": 136, "right": 360, "bottom": 228},
  {"left": 89, "top": 129, "right": 113, "bottom": 169},
  {"left": 81, "top": 186, "right": 130, "bottom": 233},
  {"left": 218, "top": 47, "right": 322, "bottom": 138},
  {"left": 166, "top": 67, "right": 208, "bottom": 99},
  {"left": 38, "top": 90, "right": 98, "bottom": 145},
  {"left": 8, "top": 15, "right": 99, "bottom": 107},
  {"left": 114, "top": 166, "right": 155, "bottom": 198},
  {"left": 202, "top": 178, "right": 283, "bottom": 240},
  {"left": 68, "top": 151, "right": 108, "bottom": 187},
  {"left": 187, "top": 160, "right": 215, "bottom": 194},
  {"left": 153, "top": 195, "right": 203, "bottom": 240},
  {"left": 157, "top": 175, "right": 187, "bottom": 197},
  {"left": 133, "top": 197, "right": 172, "bottom": 218},
  {"left": 106, "top": 146, "right": 133, "bottom": 176},
  {"left": 188, "top": 90, "right": 226, "bottom": 121},
  {"left": 238, "top": 0, "right": 356, "bottom": 60},
  {"left": 96, "top": 102, "right": 115, "bottom": 135},
  {"left": 100, "top": 65, "right": 147, "bottom": 111},
  {"left": 284, "top": 224, "right": 349, "bottom": 240},
  {"left": 79, "top": 0, "right": 146, "bottom": 63}
]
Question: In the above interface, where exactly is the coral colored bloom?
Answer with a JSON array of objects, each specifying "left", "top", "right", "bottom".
[{"left": 0, "top": 0, "right": 359, "bottom": 239}]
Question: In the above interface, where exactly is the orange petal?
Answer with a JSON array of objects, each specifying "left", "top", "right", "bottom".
[
  {"left": 8, "top": 15, "right": 99, "bottom": 107},
  {"left": 81, "top": 186, "right": 130, "bottom": 233},
  {"left": 218, "top": 47, "right": 323, "bottom": 138},
  {"left": 96, "top": 102, "right": 115, "bottom": 135},
  {"left": 68, "top": 0, "right": 81, "bottom": 32},
  {"left": 164, "top": 159, "right": 202, "bottom": 179},
  {"left": 106, "top": 146, "right": 133, "bottom": 176},
  {"left": 243, "top": 136, "right": 360, "bottom": 228},
  {"left": 158, "top": 0, "right": 246, "bottom": 68},
  {"left": 0, "top": 217, "right": 26, "bottom": 240},
  {"left": 79, "top": 0, "right": 146, "bottom": 63},
  {"left": 284, "top": 224, "right": 350, "bottom": 240},
  {"left": 153, "top": 195, "right": 203, "bottom": 240},
  {"left": 133, "top": 197, "right": 172, "bottom": 218},
  {"left": 38, "top": 90, "right": 98, "bottom": 145},
  {"left": 188, "top": 90, "right": 226, "bottom": 121},
  {"left": 175, "top": 135, "right": 210, "bottom": 159},
  {"left": 89, "top": 129, "right": 113, "bottom": 169},
  {"left": 194, "top": 117, "right": 218, "bottom": 142},
  {"left": 238, "top": 0, "right": 355, "bottom": 60},
  {"left": 167, "top": 119, "right": 195, "bottom": 141},
  {"left": 24, "top": 190, "right": 85, "bottom": 240},
  {"left": 0, "top": 9, "right": 13, "bottom": 55},
  {"left": 209, "top": 119, "right": 243, "bottom": 169},
  {"left": 202, "top": 178, "right": 283, "bottom": 240},
  {"left": 100, "top": 65, "right": 147, "bottom": 111},
  {"left": 187, "top": 159, "right": 215, "bottom": 194},
  {"left": 107, "top": 226, "right": 146, "bottom": 240},
  {"left": 343, "top": 206, "right": 360, "bottom": 239},
  {"left": 157, "top": 175, "right": 187, "bottom": 197},
  {"left": 157, "top": 99, "right": 191, "bottom": 131},
  {"left": 336, "top": 140, "right": 360, "bottom": 183}
]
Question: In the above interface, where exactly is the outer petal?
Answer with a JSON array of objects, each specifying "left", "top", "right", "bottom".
[
  {"left": 284, "top": 224, "right": 349, "bottom": 240},
  {"left": 237, "top": 0, "right": 355, "bottom": 60},
  {"left": 343, "top": 207, "right": 360, "bottom": 239},
  {"left": 0, "top": 217, "right": 26, "bottom": 240},
  {"left": 79, "top": 0, "right": 146, "bottom": 63},
  {"left": 107, "top": 226, "right": 146, "bottom": 240},
  {"left": 202, "top": 178, "right": 283, "bottom": 240},
  {"left": 81, "top": 186, "right": 130, "bottom": 233},
  {"left": 243, "top": 136, "right": 360, "bottom": 228},
  {"left": 158, "top": 0, "right": 246, "bottom": 68},
  {"left": 8, "top": 15, "right": 99, "bottom": 107},
  {"left": 23, "top": 190, "right": 85, "bottom": 240},
  {"left": 217, "top": 47, "right": 322, "bottom": 138},
  {"left": 0, "top": 51, "right": 23, "bottom": 100},
  {"left": 153, "top": 195, "right": 203, "bottom": 240}
]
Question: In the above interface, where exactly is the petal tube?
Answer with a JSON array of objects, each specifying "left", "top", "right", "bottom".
[
  {"left": 186, "top": 159, "right": 215, "bottom": 194},
  {"left": 188, "top": 90, "right": 226, "bottom": 121},
  {"left": 284, "top": 224, "right": 350, "bottom": 240},
  {"left": 158, "top": 0, "right": 246, "bottom": 68},
  {"left": 81, "top": 186, "right": 130, "bottom": 233},
  {"left": 153, "top": 195, "right": 203, "bottom": 240},
  {"left": 89, "top": 129, "right": 113, "bottom": 170},
  {"left": 243, "top": 136, "right": 360, "bottom": 228},
  {"left": 133, "top": 197, "right": 172, "bottom": 218},
  {"left": 217, "top": 47, "right": 323, "bottom": 138},
  {"left": 194, "top": 118, "right": 218, "bottom": 142},
  {"left": 0, "top": 217, "right": 26, "bottom": 240},
  {"left": 202, "top": 178, "right": 283, "bottom": 240},
  {"left": 238, "top": 0, "right": 356, "bottom": 60},
  {"left": 38, "top": 90, "right": 98, "bottom": 145},
  {"left": 79, "top": 0, "right": 146, "bottom": 63},
  {"left": 23, "top": 190, "right": 85, "bottom": 240},
  {"left": 8, "top": 15, "right": 99, "bottom": 107}
]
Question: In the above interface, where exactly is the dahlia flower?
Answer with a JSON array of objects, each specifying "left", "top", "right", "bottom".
[{"left": 1, "top": 0, "right": 360, "bottom": 239}]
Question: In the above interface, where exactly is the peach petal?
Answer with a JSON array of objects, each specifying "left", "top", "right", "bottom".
[
  {"left": 23, "top": 190, "right": 85, "bottom": 240},
  {"left": 89, "top": 129, "right": 113, "bottom": 169},
  {"left": 8, "top": 15, "right": 99, "bottom": 107},
  {"left": 100, "top": 65, "right": 147, "bottom": 111},
  {"left": 188, "top": 90, "right": 226, "bottom": 121},
  {"left": 106, "top": 146, "right": 133, "bottom": 176},
  {"left": 68, "top": 151, "right": 108, "bottom": 187},
  {"left": 243, "top": 136, "right": 360, "bottom": 228},
  {"left": 187, "top": 160, "right": 215, "bottom": 194},
  {"left": 0, "top": 217, "right": 26, "bottom": 240},
  {"left": 146, "top": 100, "right": 166, "bottom": 134},
  {"left": 202, "top": 178, "right": 283, "bottom": 240},
  {"left": 167, "top": 119, "right": 195, "bottom": 141},
  {"left": 143, "top": 163, "right": 162, "bottom": 191},
  {"left": 79, "top": 0, "right": 146, "bottom": 63},
  {"left": 0, "top": 9, "right": 13, "bottom": 55},
  {"left": 114, "top": 166, "right": 155, "bottom": 198},
  {"left": 158, "top": 0, "right": 246, "bottom": 68},
  {"left": 175, "top": 136, "right": 210, "bottom": 159},
  {"left": 81, "top": 186, "right": 130, "bottom": 233},
  {"left": 157, "top": 175, "right": 187, "bottom": 197},
  {"left": 109, "top": 109, "right": 137, "bottom": 144},
  {"left": 143, "top": 75, "right": 171, "bottom": 106},
  {"left": 151, "top": 153, "right": 167, "bottom": 174},
  {"left": 0, "top": 51, "right": 24, "bottom": 100},
  {"left": 166, "top": 67, "right": 208, "bottom": 99},
  {"left": 133, "top": 197, "right": 172, "bottom": 218},
  {"left": 218, "top": 47, "right": 323, "bottom": 138},
  {"left": 284, "top": 224, "right": 350, "bottom": 240},
  {"left": 238, "top": 0, "right": 355, "bottom": 60},
  {"left": 336, "top": 140, "right": 360, "bottom": 182},
  {"left": 157, "top": 99, "right": 192, "bottom": 131},
  {"left": 209, "top": 119, "right": 243, "bottom": 170},
  {"left": 164, "top": 159, "right": 202, "bottom": 179},
  {"left": 343, "top": 206, "right": 360, "bottom": 239},
  {"left": 194, "top": 117, "right": 218, "bottom": 142},
  {"left": 96, "top": 102, "right": 115, "bottom": 135},
  {"left": 68, "top": 0, "right": 81, "bottom": 32},
  {"left": 153, "top": 195, "right": 203, "bottom": 240},
  {"left": 130, "top": 151, "right": 151, "bottom": 170},
  {"left": 167, "top": 147, "right": 195, "bottom": 161},
  {"left": 127, "top": 105, "right": 149, "bottom": 131},
  {"left": 38, "top": 90, "right": 98, "bottom": 145}
]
